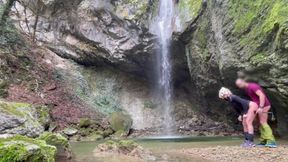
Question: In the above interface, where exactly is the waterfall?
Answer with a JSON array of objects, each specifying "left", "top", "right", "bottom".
[{"left": 151, "top": 0, "right": 175, "bottom": 135}]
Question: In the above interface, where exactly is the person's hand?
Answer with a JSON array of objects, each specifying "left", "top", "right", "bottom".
[
  {"left": 238, "top": 115, "right": 242, "bottom": 122},
  {"left": 256, "top": 108, "right": 263, "bottom": 114},
  {"left": 243, "top": 114, "right": 247, "bottom": 118}
]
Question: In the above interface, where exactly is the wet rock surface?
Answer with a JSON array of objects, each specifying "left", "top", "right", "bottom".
[{"left": 94, "top": 140, "right": 156, "bottom": 161}]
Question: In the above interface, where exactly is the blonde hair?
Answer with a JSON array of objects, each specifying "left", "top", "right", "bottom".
[{"left": 218, "top": 87, "right": 232, "bottom": 99}]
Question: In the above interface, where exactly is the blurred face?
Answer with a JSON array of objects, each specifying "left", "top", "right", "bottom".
[{"left": 236, "top": 79, "right": 246, "bottom": 89}]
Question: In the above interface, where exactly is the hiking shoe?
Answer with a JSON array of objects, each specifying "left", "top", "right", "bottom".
[
  {"left": 242, "top": 141, "right": 255, "bottom": 148},
  {"left": 265, "top": 141, "right": 277, "bottom": 148},
  {"left": 256, "top": 141, "right": 266, "bottom": 147},
  {"left": 240, "top": 140, "right": 248, "bottom": 147}
]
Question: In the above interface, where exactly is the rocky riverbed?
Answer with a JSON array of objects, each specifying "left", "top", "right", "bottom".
[{"left": 182, "top": 146, "right": 288, "bottom": 162}]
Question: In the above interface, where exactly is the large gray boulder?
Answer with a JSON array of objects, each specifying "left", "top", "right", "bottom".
[
  {"left": 109, "top": 111, "right": 132, "bottom": 137},
  {"left": 0, "top": 101, "right": 50, "bottom": 137}
]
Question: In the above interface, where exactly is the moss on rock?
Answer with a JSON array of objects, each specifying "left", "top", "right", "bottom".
[
  {"left": 0, "top": 101, "right": 49, "bottom": 137},
  {"left": 38, "top": 132, "right": 71, "bottom": 159},
  {"left": 109, "top": 112, "right": 132, "bottom": 137},
  {"left": 38, "top": 132, "right": 69, "bottom": 148},
  {"left": 177, "top": 0, "right": 203, "bottom": 29},
  {"left": 0, "top": 80, "right": 8, "bottom": 98},
  {"left": 78, "top": 118, "right": 91, "bottom": 128},
  {"left": 35, "top": 106, "right": 51, "bottom": 129},
  {"left": 230, "top": 0, "right": 288, "bottom": 49},
  {"left": 0, "top": 135, "right": 56, "bottom": 162},
  {"left": 114, "top": 0, "right": 149, "bottom": 21},
  {"left": 97, "top": 140, "right": 139, "bottom": 153}
]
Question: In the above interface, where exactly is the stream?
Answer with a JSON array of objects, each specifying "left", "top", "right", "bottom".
[{"left": 61, "top": 136, "right": 243, "bottom": 162}]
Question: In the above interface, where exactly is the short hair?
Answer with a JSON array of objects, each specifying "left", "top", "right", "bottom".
[{"left": 219, "top": 87, "right": 232, "bottom": 99}]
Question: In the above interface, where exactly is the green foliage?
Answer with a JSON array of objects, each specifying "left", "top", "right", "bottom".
[{"left": 0, "top": 135, "right": 56, "bottom": 162}]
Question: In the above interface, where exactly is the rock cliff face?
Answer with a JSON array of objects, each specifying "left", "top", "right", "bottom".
[
  {"left": 10, "top": 0, "right": 157, "bottom": 77},
  {"left": 4, "top": 0, "right": 288, "bottom": 135},
  {"left": 179, "top": 0, "right": 288, "bottom": 135}
]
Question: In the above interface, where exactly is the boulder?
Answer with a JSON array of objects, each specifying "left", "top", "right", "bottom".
[
  {"left": 38, "top": 132, "right": 71, "bottom": 159},
  {"left": 0, "top": 135, "right": 56, "bottom": 162},
  {"left": 78, "top": 118, "right": 91, "bottom": 128},
  {"left": 0, "top": 101, "right": 49, "bottom": 137},
  {"left": 109, "top": 112, "right": 132, "bottom": 137},
  {"left": 63, "top": 128, "right": 78, "bottom": 136},
  {"left": 95, "top": 140, "right": 155, "bottom": 160}
]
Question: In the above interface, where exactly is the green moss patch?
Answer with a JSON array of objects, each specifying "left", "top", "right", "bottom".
[
  {"left": 0, "top": 101, "right": 30, "bottom": 117},
  {"left": 230, "top": 0, "right": 288, "bottom": 46},
  {"left": 0, "top": 135, "right": 56, "bottom": 162},
  {"left": 38, "top": 132, "right": 69, "bottom": 148},
  {"left": 177, "top": 0, "right": 203, "bottom": 28},
  {"left": 79, "top": 118, "right": 91, "bottom": 128},
  {"left": 249, "top": 52, "right": 267, "bottom": 65},
  {"left": 109, "top": 112, "right": 132, "bottom": 137}
]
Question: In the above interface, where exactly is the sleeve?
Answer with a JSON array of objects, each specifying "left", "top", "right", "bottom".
[
  {"left": 230, "top": 95, "right": 246, "bottom": 115},
  {"left": 250, "top": 84, "right": 261, "bottom": 93},
  {"left": 230, "top": 95, "right": 244, "bottom": 104}
]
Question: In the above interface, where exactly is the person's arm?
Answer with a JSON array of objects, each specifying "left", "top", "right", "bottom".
[{"left": 255, "top": 90, "right": 265, "bottom": 108}]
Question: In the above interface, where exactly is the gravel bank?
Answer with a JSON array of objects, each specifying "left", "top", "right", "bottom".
[{"left": 182, "top": 146, "right": 288, "bottom": 162}]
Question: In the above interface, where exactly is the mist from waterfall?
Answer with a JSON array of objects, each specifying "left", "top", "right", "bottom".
[{"left": 151, "top": 0, "right": 175, "bottom": 135}]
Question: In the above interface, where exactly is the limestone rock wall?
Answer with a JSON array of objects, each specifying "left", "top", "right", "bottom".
[{"left": 179, "top": 0, "right": 288, "bottom": 135}]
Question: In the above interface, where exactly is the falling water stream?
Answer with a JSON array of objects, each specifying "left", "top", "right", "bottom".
[{"left": 151, "top": 0, "right": 175, "bottom": 135}]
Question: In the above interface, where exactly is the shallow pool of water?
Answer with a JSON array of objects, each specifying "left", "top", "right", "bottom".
[{"left": 64, "top": 136, "right": 243, "bottom": 162}]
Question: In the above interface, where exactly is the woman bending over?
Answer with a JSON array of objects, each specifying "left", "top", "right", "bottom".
[{"left": 219, "top": 87, "right": 258, "bottom": 147}]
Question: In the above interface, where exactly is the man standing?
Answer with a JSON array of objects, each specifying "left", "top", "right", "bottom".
[{"left": 236, "top": 79, "right": 277, "bottom": 148}]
